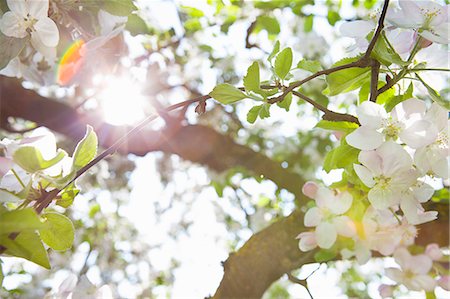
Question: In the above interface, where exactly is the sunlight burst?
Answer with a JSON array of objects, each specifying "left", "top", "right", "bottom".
[{"left": 96, "top": 76, "right": 147, "bottom": 126}]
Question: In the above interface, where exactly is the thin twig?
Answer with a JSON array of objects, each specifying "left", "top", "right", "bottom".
[
  {"left": 291, "top": 91, "right": 360, "bottom": 124},
  {"left": 369, "top": 59, "right": 381, "bottom": 102},
  {"left": 362, "top": 0, "right": 390, "bottom": 60}
]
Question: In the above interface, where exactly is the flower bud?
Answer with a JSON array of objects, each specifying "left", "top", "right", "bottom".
[
  {"left": 378, "top": 284, "right": 393, "bottom": 298},
  {"left": 302, "top": 181, "right": 318, "bottom": 198}
]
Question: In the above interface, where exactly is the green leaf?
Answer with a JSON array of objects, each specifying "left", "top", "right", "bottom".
[
  {"left": 297, "top": 59, "right": 322, "bottom": 73},
  {"left": 416, "top": 74, "right": 450, "bottom": 110},
  {"left": 358, "top": 81, "right": 395, "bottom": 104},
  {"left": 39, "top": 213, "right": 74, "bottom": 251},
  {"left": 372, "top": 34, "right": 408, "bottom": 66},
  {"left": 0, "top": 33, "right": 27, "bottom": 70},
  {"left": 327, "top": 10, "right": 340, "bottom": 25},
  {"left": 0, "top": 231, "right": 50, "bottom": 269},
  {"left": 315, "top": 120, "right": 359, "bottom": 133},
  {"left": 13, "top": 147, "right": 67, "bottom": 173},
  {"left": 72, "top": 125, "right": 98, "bottom": 171},
  {"left": 243, "top": 62, "right": 260, "bottom": 93},
  {"left": 56, "top": 184, "right": 80, "bottom": 208},
  {"left": 210, "top": 84, "right": 247, "bottom": 104},
  {"left": 0, "top": 208, "right": 43, "bottom": 234},
  {"left": 267, "top": 40, "right": 280, "bottom": 63},
  {"left": 323, "top": 140, "right": 360, "bottom": 172},
  {"left": 384, "top": 83, "right": 413, "bottom": 112},
  {"left": 255, "top": 15, "right": 280, "bottom": 36},
  {"left": 274, "top": 47, "right": 293, "bottom": 80},
  {"left": 102, "top": 0, "right": 137, "bottom": 16},
  {"left": 314, "top": 248, "right": 337, "bottom": 262},
  {"left": 247, "top": 104, "right": 271, "bottom": 124},
  {"left": 304, "top": 15, "right": 314, "bottom": 32},
  {"left": 323, "top": 57, "right": 371, "bottom": 96},
  {"left": 181, "top": 6, "right": 204, "bottom": 18},
  {"left": 125, "top": 14, "right": 150, "bottom": 36},
  {"left": 277, "top": 92, "right": 292, "bottom": 111}
]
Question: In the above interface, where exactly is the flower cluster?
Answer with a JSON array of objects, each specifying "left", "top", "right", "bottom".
[
  {"left": 298, "top": 97, "right": 449, "bottom": 295},
  {"left": 340, "top": 0, "right": 449, "bottom": 55}
]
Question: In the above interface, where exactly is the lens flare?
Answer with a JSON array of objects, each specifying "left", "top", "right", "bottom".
[{"left": 57, "top": 39, "right": 85, "bottom": 85}]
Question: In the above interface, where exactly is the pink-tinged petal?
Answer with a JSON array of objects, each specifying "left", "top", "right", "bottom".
[
  {"left": 393, "top": 247, "right": 411, "bottom": 270},
  {"left": 333, "top": 215, "right": 356, "bottom": 237},
  {"left": 27, "top": 0, "right": 49, "bottom": 19},
  {"left": 420, "top": 24, "right": 450, "bottom": 44},
  {"left": 411, "top": 274, "right": 436, "bottom": 291},
  {"left": 302, "top": 181, "right": 318, "bottom": 198},
  {"left": 385, "top": 267, "right": 404, "bottom": 284},
  {"left": 378, "top": 284, "right": 394, "bottom": 298},
  {"left": 400, "top": 120, "right": 438, "bottom": 148},
  {"left": 354, "top": 164, "right": 375, "bottom": 187},
  {"left": 425, "top": 244, "right": 443, "bottom": 261},
  {"left": 412, "top": 182, "right": 434, "bottom": 203},
  {"left": 34, "top": 17, "right": 59, "bottom": 47},
  {"left": 438, "top": 276, "right": 450, "bottom": 291},
  {"left": 359, "top": 150, "right": 382, "bottom": 175},
  {"left": 0, "top": 11, "right": 28, "bottom": 38},
  {"left": 0, "top": 157, "right": 14, "bottom": 177},
  {"left": 346, "top": 126, "right": 384, "bottom": 151},
  {"left": 297, "top": 232, "right": 317, "bottom": 252},
  {"left": 356, "top": 101, "right": 386, "bottom": 128},
  {"left": 315, "top": 222, "right": 337, "bottom": 249},
  {"left": 328, "top": 191, "right": 353, "bottom": 215},
  {"left": 368, "top": 186, "right": 398, "bottom": 210},
  {"left": 376, "top": 141, "right": 412, "bottom": 176},
  {"left": 304, "top": 207, "right": 322, "bottom": 227},
  {"left": 339, "top": 20, "right": 374, "bottom": 38},
  {"left": 6, "top": 0, "right": 27, "bottom": 16},
  {"left": 385, "top": 29, "right": 414, "bottom": 54}
]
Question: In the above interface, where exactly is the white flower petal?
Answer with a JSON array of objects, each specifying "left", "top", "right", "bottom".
[
  {"left": 315, "top": 222, "right": 337, "bottom": 249},
  {"left": 385, "top": 268, "right": 404, "bottom": 284},
  {"left": 376, "top": 141, "right": 412, "bottom": 176},
  {"left": 356, "top": 101, "right": 386, "bottom": 128},
  {"left": 0, "top": 11, "right": 28, "bottom": 38},
  {"left": 355, "top": 243, "right": 371, "bottom": 265},
  {"left": 421, "top": 24, "right": 450, "bottom": 44},
  {"left": 392, "top": 98, "right": 427, "bottom": 122},
  {"left": 425, "top": 244, "right": 443, "bottom": 261},
  {"left": 6, "top": 0, "right": 27, "bottom": 16},
  {"left": 328, "top": 191, "right": 353, "bottom": 215},
  {"left": 412, "top": 182, "right": 434, "bottom": 203},
  {"left": 339, "top": 20, "right": 374, "bottom": 38},
  {"left": 315, "top": 186, "right": 334, "bottom": 208},
  {"left": 394, "top": 247, "right": 411, "bottom": 269},
  {"left": 34, "top": 17, "right": 59, "bottom": 47},
  {"left": 409, "top": 275, "right": 436, "bottom": 291},
  {"left": 0, "top": 157, "right": 15, "bottom": 177},
  {"left": 57, "top": 273, "right": 78, "bottom": 296},
  {"left": 359, "top": 150, "right": 382, "bottom": 175},
  {"left": 425, "top": 102, "right": 448, "bottom": 131},
  {"left": 432, "top": 156, "right": 449, "bottom": 179},
  {"left": 346, "top": 126, "right": 384, "bottom": 150},
  {"left": 354, "top": 164, "right": 375, "bottom": 187},
  {"left": 27, "top": 0, "right": 49, "bottom": 19},
  {"left": 400, "top": 120, "right": 438, "bottom": 149},
  {"left": 398, "top": 0, "right": 426, "bottom": 25},
  {"left": 30, "top": 31, "right": 56, "bottom": 62},
  {"left": 333, "top": 215, "right": 356, "bottom": 237},
  {"left": 368, "top": 186, "right": 399, "bottom": 210},
  {"left": 98, "top": 9, "right": 128, "bottom": 35},
  {"left": 304, "top": 207, "right": 322, "bottom": 227}
]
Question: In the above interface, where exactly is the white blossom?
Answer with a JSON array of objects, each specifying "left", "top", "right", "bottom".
[{"left": 0, "top": 0, "right": 59, "bottom": 61}]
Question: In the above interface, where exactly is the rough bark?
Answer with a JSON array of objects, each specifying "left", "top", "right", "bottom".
[{"left": 1, "top": 77, "right": 448, "bottom": 299}]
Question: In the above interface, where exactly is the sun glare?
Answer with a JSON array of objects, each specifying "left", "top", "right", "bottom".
[{"left": 96, "top": 76, "right": 148, "bottom": 126}]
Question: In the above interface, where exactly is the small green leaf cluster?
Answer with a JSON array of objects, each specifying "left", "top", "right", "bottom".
[{"left": 0, "top": 126, "right": 98, "bottom": 270}]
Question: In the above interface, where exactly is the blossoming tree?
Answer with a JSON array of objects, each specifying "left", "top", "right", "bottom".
[{"left": 0, "top": 0, "right": 448, "bottom": 298}]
